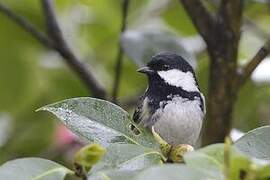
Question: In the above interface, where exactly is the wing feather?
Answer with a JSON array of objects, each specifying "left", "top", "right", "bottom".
[{"left": 132, "top": 94, "right": 146, "bottom": 124}]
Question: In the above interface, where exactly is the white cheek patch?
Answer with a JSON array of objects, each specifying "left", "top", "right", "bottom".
[{"left": 158, "top": 69, "right": 199, "bottom": 92}]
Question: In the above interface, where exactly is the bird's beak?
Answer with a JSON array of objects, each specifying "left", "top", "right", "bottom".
[{"left": 137, "top": 66, "right": 154, "bottom": 74}]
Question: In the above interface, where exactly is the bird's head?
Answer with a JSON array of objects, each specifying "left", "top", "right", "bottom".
[{"left": 137, "top": 52, "right": 199, "bottom": 92}]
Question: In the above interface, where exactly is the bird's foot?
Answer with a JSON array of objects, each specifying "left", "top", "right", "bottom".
[
  {"left": 151, "top": 126, "right": 194, "bottom": 163},
  {"left": 169, "top": 144, "right": 194, "bottom": 163}
]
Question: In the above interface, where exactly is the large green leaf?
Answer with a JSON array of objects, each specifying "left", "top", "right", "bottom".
[
  {"left": 187, "top": 139, "right": 270, "bottom": 179},
  {"left": 196, "top": 144, "right": 225, "bottom": 164},
  {"left": 234, "top": 126, "right": 270, "bottom": 160},
  {"left": 89, "top": 144, "right": 162, "bottom": 180},
  {"left": 183, "top": 143, "right": 269, "bottom": 179},
  {"left": 90, "top": 144, "right": 161, "bottom": 174},
  {"left": 184, "top": 152, "right": 223, "bottom": 179},
  {"left": 133, "top": 164, "right": 214, "bottom": 180},
  {"left": 89, "top": 169, "right": 139, "bottom": 180},
  {"left": 38, "top": 97, "right": 159, "bottom": 149},
  {"left": 183, "top": 144, "right": 224, "bottom": 179},
  {"left": 0, "top": 158, "right": 72, "bottom": 180},
  {"left": 121, "top": 29, "right": 196, "bottom": 67}
]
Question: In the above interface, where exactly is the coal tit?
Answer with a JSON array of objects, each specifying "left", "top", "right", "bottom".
[{"left": 133, "top": 52, "right": 205, "bottom": 146}]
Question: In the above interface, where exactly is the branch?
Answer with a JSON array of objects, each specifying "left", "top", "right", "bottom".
[
  {"left": 0, "top": 1, "right": 107, "bottom": 98},
  {"left": 0, "top": 2, "right": 54, "bottom": 48},
  {"left": 112, "top": 0, "right": 129, "bottom": 103},
  {"left": 41, "top": 0, "right": 106, "bottom": 98},
  {"left": 179, "top": 0, "right": 214, "bottom": 44},
  {"left": 206, "top": 0, "right": 265, "bottom": 40},
  {"left": 218, "top": 0, "right": 243, "bottom": 36},
  {"left": 238, "top": 40, "right": 270, "bottom": 86}
]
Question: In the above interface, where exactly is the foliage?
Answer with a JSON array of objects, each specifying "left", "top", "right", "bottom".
[
  {"left": 234, "top": 126, "right": 270, "bottom": 160},
  {"left": 1, "top": 98, "right": 270, "bottom": 179},
  {"left": 0, "top": 0, "right": 270, "bottom": 164},
  {"left": 1, "top": 0, "right": 270, "bottom": 179},
  {"left": 74, "top": 143, "right": 106, "bottom": 172},
  {"left": 37, "top": 97, "right": 159, "bottom": 150},
  {"left": 0, "top": 158, "right": 73, "bottom": 180}
]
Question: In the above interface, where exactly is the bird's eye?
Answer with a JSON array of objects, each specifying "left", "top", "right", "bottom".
[{"left": 163, "top": 65, "right": 169, "bottom": 70}]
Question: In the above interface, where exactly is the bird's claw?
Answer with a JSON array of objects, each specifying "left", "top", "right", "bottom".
[{"left": 151, "top": 126, "right": 194, "bottom": 163}]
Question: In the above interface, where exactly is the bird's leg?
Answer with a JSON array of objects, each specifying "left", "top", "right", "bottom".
[
  {"left": 151, "top": 126, "right": 194, "bottom": 163},
  {"left": 151, "top": 126, "right": 172, "bottom": 162}
]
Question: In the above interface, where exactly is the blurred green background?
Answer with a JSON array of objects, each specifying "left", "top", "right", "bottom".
[{"left": 0, "top": 0, "right": 270, "bottom": 168}]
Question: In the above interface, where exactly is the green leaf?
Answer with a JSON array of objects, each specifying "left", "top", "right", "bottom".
[
  {"left": 89, "top": 169, "right": 139, "bottom": 180},
  {"left": 183, "top": 144, "right": 225, "bottom": 179},
  {"left": 234, "top": 126, "right": 270, "bottom": 160},
  {"left": 191, "top": 142, "right": 270, "bottom": 180},
  {"left": 0, "top": 158, "right": 73, "bottom": 180},
  {"left": 38, "top": 97, "right": 159, "bottom": 149},
  {"left": 88, "top": 144, "right": 161, "bottom": 180},
  {"left": 184, "top": 152, "right": 223, "bottom": 179},
  {"left": 197, "top": 144, "right": 225, "bottom": 164},
  {"left": 121, "top": 29, "right": 196, "bottom": 67},
  {"left": 133, "top": 164, "right": 214, "bottom": 180},
  {"left": 90, "top": 144, "right": 162, "bottom": 174}
]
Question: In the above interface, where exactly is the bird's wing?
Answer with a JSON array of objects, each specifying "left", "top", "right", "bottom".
[
  {"left": 200, "top": 92, "right": 206, "bottom": 115},
  {"left": 132, "top": 94, "right": 146, "bottom": 124}
]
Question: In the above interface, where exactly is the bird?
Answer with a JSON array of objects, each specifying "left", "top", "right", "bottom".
[{"left": 132, "top": 52, "right": 205, "bottom": 146}]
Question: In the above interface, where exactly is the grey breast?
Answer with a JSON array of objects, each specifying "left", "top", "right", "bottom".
[{"left": 151, "top": 96, "right": 204, "bottom": 146}]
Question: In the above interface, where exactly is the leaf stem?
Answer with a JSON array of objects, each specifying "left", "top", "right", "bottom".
[{"left": 74, "top": 163, "right": 87, "bottom": 180}]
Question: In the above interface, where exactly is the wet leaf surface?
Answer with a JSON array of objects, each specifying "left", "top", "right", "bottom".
[
  {"left": 0, "top": 158, "right": 72, "bottom": 180},
  {"left": 38, "top": 97, "right": 159, "bottom": 150},
  {"left": 234, "top": 126, "right": 270, "bottom": 160}
]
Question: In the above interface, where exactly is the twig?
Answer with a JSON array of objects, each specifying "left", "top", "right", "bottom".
[
  {"left": 112, "top": 0, "right": 129, "bottom": 103},
  {"left": 0, "top": 2, "right": 54, "bottom": 48},
  {"left": 0, "top": 1, "right": 107, "bottom": 98},
  {"left": 41, "top": 0, "right": 106, "bottom": 98},
  {"left": 179, "top": 0, "right": 214, "bottom": 44},
  {"left": 238, "top": 40, "right": 270, "bottom": 86}
]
